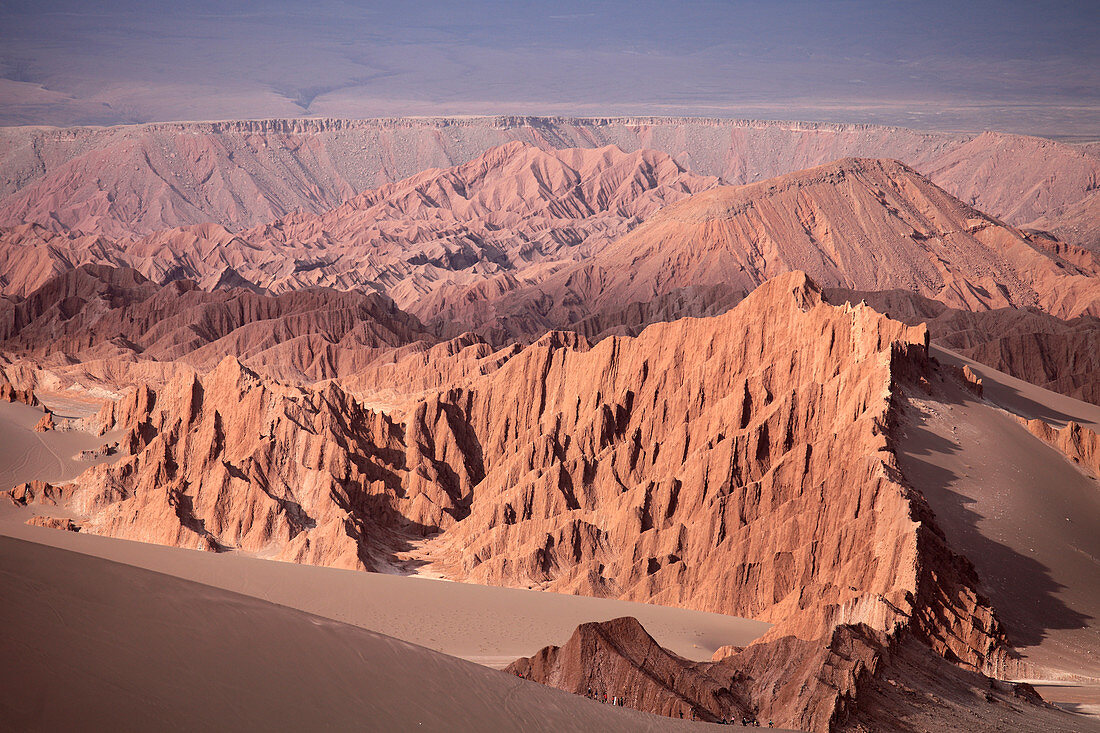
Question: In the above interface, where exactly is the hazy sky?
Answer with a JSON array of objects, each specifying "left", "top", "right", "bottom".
[{"left": 1, "top": 0, "right": 1097, "bottom": 134}]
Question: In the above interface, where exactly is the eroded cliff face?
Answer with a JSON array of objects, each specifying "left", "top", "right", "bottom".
[
  {"left": 11, "top": 271, "right": 1017, "bottom": 731},
  {"left": 64, "top": 359, "right": 467, "bottom": 569},
  {"left": 408, "top": 271, "right": 1008, "bottom": 730},
  {"left": 826, "top": 287, "right": 1100, "bottom": 407}
]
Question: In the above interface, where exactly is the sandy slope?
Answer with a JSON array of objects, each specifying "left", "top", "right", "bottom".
[
  {"left": 0, "top": 535, "right": 754, "bottom": 732},
  {"left": 0, "top": 401, "right": 118, "bottom": 488},
  {"left": 0, "top": 504, "right": 768, "bottom": 669},
  {"left": 898, "top": 347, "right": 1100, "bottom": 717},
  {"left": 933, "top": 346, "right": 1100, "bottom": 432}
]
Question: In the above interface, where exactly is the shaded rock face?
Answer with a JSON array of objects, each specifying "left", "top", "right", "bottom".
[
  {"left": 506, "top": 617, "right": 747, "bottom": 723},
  {"left": 53, "top": 272, "right": 1010, "bottom": 731},
  {"left": 0, "top": 142, "right": 718, "bottom": 306},
  {"left": 514, "top": 620, "right": 1066, "bottom": 731},
  {"left": 827, "top": 287, "right": 1100, "bottom": 406},
  {"left": 838, "top": 636, "right": 1074, "bottom": 733},
  {"left": 0, "top": 264, "right": 437, "bottom": 387}
]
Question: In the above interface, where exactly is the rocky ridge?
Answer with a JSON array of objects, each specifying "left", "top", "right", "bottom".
[
  {"left": 2, "top": 117, "right": 1095, "bottom": 248},
  {"left": 8, "top": 272, "right": 1032, "bottom": 731},
  {"left": 455, "top": 157, "right": 1100, "bottom": 343},
  {"left": 0, "top": 142, "right": 717, "bottom": 304},
  {"left": 0, "top": 264, "right": 438, "bottom": 388}
]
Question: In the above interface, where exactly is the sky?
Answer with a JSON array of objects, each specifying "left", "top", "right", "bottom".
[{"left": 0, "top": 0, "right": 1097, "bottom": 135}]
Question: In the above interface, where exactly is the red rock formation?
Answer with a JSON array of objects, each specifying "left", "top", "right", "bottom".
[
  {"left": 51, "top": 272, "right": 1017, "bottom": 730},
  {"left": 0, "top": 371, "right": 38, "bottom": 406},
  {"left": 67, "top": 357, "right": 461, "bottom": 565},
  {"left": 76, "top": 442, "right": 118, "bottom": 461},
  {"left": 33, "top": 410, "right": 55, "bottom": 432},
  {"left": 0, "top": 264, "right": 437, "bottom": 387},
  {"left": 471, "top": 158, "right": 1100, "bottom": 342},
  {"left": 4, "top": 151, "right": 1096, "bottom": 412},
  {"left": 506, "top": 617, "right": 747, "bottom": 723},
  {"left": 6, "top": 480, "right": 72, "bottom": 506},
  {"left": 514, "top": 620, "right": 1066, "bottom": 731},
  {"left": 1016, "top": 417, "right": 1100, "bottom": 478}
]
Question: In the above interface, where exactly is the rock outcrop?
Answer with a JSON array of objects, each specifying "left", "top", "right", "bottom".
[
  {"left": 469, "top": 158, "right": 1100, "bottom": 342},
  {"left": 49, "top": 272, "right": 1020, "bottom": 730},
  {"left": 6, "top": 481, "right": 72, "bottom": 507},
  {"left": 826, "top": 287, "right": 1100, "bottom": 406},
  {"left": 25, "top": 515, "right": 81, "bottom": 532},
  {"left": 33, "top": 410, "right": 55, "bottom": 432},
  {"left": 1016, "top": 417, "right": 1100, "bottom": 478},
  {"left": 0, "top": 264, "right": 437, "bottom": 388},
  {"left": 0, "top": 371, "right": 38, "bottom": 406},
  {"left": 506, "top": 617, "right": 746, "bottom": 723}
]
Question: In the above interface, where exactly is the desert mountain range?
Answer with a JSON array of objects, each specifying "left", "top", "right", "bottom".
[
  {"left": 3, "top": 116, "right": 1100, "bottom": 731},
  {"left": 1, "top": 118, "right": 1097, "bottom": 245}
]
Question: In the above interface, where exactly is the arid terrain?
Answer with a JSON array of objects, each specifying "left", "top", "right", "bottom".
[{"left": 2, "top": 115, "right": 1100, "bottom": 732}]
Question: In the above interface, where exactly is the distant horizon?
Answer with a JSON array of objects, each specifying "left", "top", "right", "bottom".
[
  {"left": 1, "top": 1, "right": 1096, "bottom": 136},
  {"left": 2, "top": 111, "right": 1096, "bottom": 142}
]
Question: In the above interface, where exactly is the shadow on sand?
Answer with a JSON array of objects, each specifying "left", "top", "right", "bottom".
[{"left": 897, "top": 386, "right": 1093, "bottom": 651}]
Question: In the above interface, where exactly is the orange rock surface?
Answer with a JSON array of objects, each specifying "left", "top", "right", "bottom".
[{"left": 36, "top": 272, "right": 1018, "bottom": 730}]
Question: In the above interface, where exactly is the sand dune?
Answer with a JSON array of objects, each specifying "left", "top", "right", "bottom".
[
  {"left": 0, "top": 503, "right": 768, "bottom": 668},
  {"left": 932, "top": 346, "right": 1100, "bottom": 432},
  {"left": 1, "top": 535, "right": 753, "bottom": 732},
  {"left": 898, "top": 347, "right": 1100, "bottom": 712}
]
